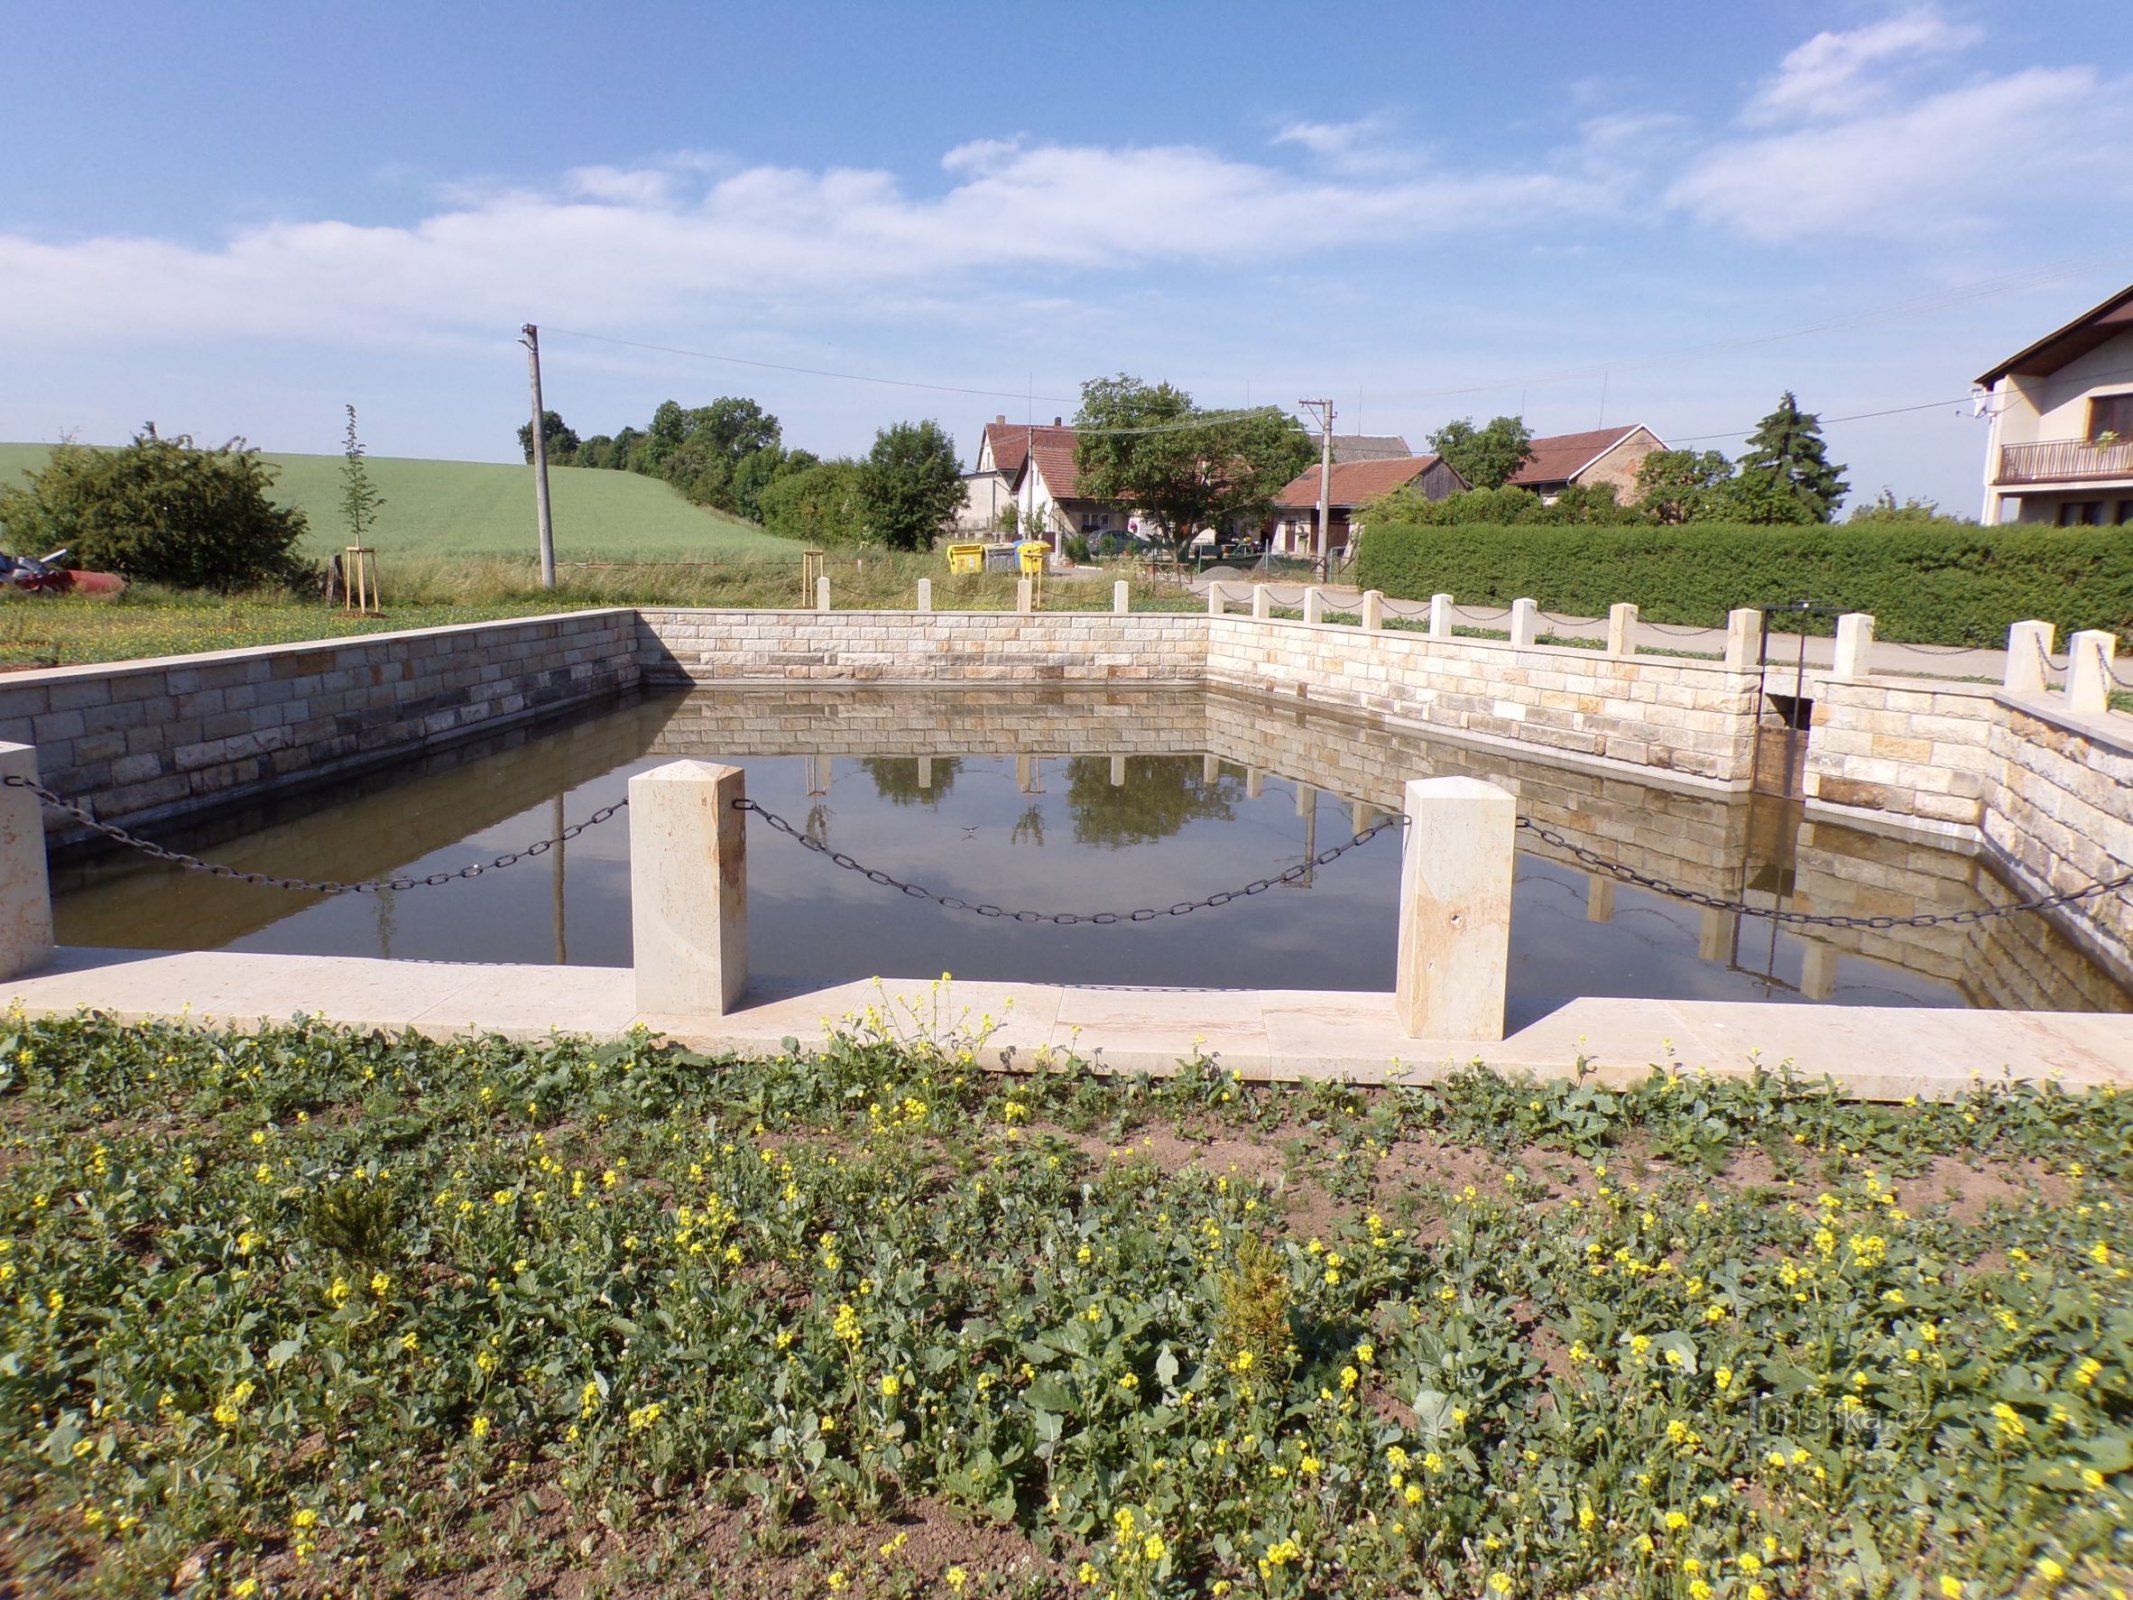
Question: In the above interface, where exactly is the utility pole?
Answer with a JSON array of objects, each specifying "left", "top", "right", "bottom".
[
  {"left": 1299, "top": 399, "right": 1335, "bottom": 568},
  {"left": 520, "top": 323, "right": 557, "bottom": 589}
]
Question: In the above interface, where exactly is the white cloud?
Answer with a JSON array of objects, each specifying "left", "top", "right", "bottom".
[
  {"left": 1671, "top": 66, "right": 2132, "bottom": 241},
  {"left": 0, "top": 137, "right": 1630, "bottom": 347},
  {"left": 1745, "top": 5, "right": 1983, "bottom": 125}
]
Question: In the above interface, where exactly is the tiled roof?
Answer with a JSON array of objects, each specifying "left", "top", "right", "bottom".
[
  {"left": 1507, "top": 426, "right": 1645, "bottom": 488},
  {"left": 982, "top": 420, "right": 1076, "bottom": 481},
  {"left": 1275, "top": 455, "right": 1448, "bottom": 510},
  {"left": 1016, "top": 427, "right": 1088, "bottom": 500},
  {"left": 1330, "top": 434, "right": 1413, "bottom": 462}
]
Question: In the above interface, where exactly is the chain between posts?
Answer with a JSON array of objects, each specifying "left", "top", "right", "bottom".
[
  {"left": 6, "top": 766, "right": 2127, "bottom": 932},
  {"left": 1, "top": 772, "right": 626, "bottom": 895},
  {"left": 1514, "top": 817, "right": 2133, "bottom": 931},
  {"left": 730, "top": 797, "right": 1405, "bottom": 924}
]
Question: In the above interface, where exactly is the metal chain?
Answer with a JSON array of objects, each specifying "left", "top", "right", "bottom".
[
  {"left": 732, "top": 797, "right": 1404, "bottom": 924},
  {"left": 2, "top": 773, "right": 626, "bottom": 895},
  {"left": 1515, "top": 817, "right": 2133, "bottom": 930}
]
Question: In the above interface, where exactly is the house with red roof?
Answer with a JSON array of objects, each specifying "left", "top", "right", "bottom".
[
  {"left": 1507, "top": 425, "right": 1666, "bottom": 503},
  {"left": 1270, "top": 455, "right": 1468, "bottom": 557},
  {"left": 957, "top": 416, "right": 1135, "bottom": 545}
]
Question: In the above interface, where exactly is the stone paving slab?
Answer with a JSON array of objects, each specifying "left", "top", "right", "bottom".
[{"left": 5, "top": 949, "right": 2129, "bottom": 1100}]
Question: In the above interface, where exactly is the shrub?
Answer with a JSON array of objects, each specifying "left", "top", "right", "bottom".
[
  {"left": 0, "top": 429, "right": 309, "bottom": 590},
  {"left": 1354, "top": 521, "right": 2133, "bottom": 645},
  {"left": 757, "top": 459, "right": 868, "bottom": 545}
]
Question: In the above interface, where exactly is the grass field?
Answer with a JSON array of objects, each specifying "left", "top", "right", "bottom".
[
  {"left": 0, "top": 555, "right": 1203, "bottom": 669},
  {"left": 0, "top": 443, "right": 787, "bottom": 562},
  {"left": 2, "top": 1013, "right": 2127, "bottom": 1597}
]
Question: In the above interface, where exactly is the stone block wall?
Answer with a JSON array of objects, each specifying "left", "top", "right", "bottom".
[
  {"left": 635, "top": 609, "right": 1206, "bottom": 686},
  {"left": 0, "top": 610, "right": 640, "bottom": 840},
  {"left": 1205, "top": 615, "right": 1762, "bottom": 785},
  {"left": 1804, "top": 672, "right": 2133, "bottom": 982}
]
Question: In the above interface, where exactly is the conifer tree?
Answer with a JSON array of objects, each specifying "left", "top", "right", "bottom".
[{"left": 1738, "top": 392, "right": 1848, "bottom": 523}]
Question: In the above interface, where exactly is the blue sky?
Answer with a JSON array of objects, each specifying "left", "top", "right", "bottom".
[{"left": 5, "top": 1, "right": 2130, "bottom": 516}]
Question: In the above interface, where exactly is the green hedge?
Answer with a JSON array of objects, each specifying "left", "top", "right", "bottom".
[{"left": 1352, "top": 522, "right": 2133, "bottom": 646}]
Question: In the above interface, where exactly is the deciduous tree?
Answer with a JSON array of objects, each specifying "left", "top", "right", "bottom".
[
  {"left": 0, "top": 428, "right": 308, "bottom": 590},
  {"left": 516, "top": 410, "right": 579, "bottom": 464},
  {"left": 1072, "top": 376, "right": 1312, "bottom": 548},
  {"left": 857, "top": 422, "right": 963, "bottom": 551},
  {"left": 1426, "top": 415, "right": 1535, "bottom": 490}
]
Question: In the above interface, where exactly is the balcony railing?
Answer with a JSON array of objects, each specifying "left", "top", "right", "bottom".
[{"left": 1995, "top": 436, "right": 2133, "bottom": 485}]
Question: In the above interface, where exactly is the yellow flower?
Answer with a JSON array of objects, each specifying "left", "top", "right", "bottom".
[
  {"left": 880, "top": 1374, "right": 901, "bottom": 1398},
  {"left": 1489, "top": 1574, "right": 1513, "bottom": 1596},
  {"left": 1939, "top": 1579, "right": 1964, "bottom": 1598},
  {"left": 1664, "top": 1510, "right": 1688, "bottom": 1532},
  {"left": 470, "top": 1415, "right": 491, "bottom": 1438},
  {"left": 2037, "top": 1556, "right": 2066, "bottom": 1584},
  {"left": 946, "top": 1569, "right": 968, "bottom": 1591},
  {"left": 292, "top": 1508, "right": 320, "bottom": 1529},
  {"left": 1143, "top": 1535, "right": 1165, "bottom": 1562}
]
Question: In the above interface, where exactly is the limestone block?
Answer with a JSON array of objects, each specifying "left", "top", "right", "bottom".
[
  {"left": 1395, "top": 776, "right": 1513, "bottom": 1041},
  {"left": 1428, "top": 594, "right": 1453, "bottom": 638},
  {"left": 630, "top": 761, "right": 747, "bottom": 1018},
  {"left": 1510, "top": 599, "right": 1539, "bottom": 649},
  {"left": 1362, "top": 590, "right": 1384, "bottom": 631},
  {"left": 1113, "top": 581, "right": 1130, "bottom": 615},
  {"left": 1607, "top": 603, "right": 1638, "bottom": 657},
  {"left": 916, "top": 579, "right": 933, "bottom": 613},
  {"left": 2005, "top": 620, "right": 2054, "bottom": 695},
  {"left": 1832, "top": 613, "right": 1876, "bottom": 680},
  {"left": 1252, "top": 587, "right": 1272, "bottom": 621},
  {"left": 2066, "top": 630, "right": 2116, "bottom": 718},
  {"left": 1302, "top": 588, "right": 1325, "bottom": 625},
  {"left": 0, "top": 744, "right": 53, "bottom": 981},
  {"left": 1724, "top": 609, "right": 1764, "bottom": 670}
]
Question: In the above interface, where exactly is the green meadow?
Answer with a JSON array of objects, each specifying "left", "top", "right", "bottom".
[{"left": 0, "top": 444, "right": 787, "bottom": 563}]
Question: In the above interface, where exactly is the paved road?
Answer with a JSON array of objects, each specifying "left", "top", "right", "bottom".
[{"left": 1185, "top": 572, "right": 2037, "bottom": 686}]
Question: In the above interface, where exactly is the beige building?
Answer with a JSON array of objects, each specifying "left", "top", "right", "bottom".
[
  {"left": 1976, "top": 282, "right": 2133, "bottom": 526},
  {"left": 1509, "top": 424, "right": 1666, "bottom": 502}
]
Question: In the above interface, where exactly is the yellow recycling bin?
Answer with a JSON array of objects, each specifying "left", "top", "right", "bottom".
[
  {"left": 1016, "top": 540, "right": 1050, "bottom": 576},
  {"left": 945, "top": 541, "right": 985, "bottom": 575}
]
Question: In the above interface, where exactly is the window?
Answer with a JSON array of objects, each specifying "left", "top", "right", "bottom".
[
  {"left": 2090, "top": 392, "right": 2133, "bottom": 442},
  {"left": 2057, "top": 500, "right": 2105, "bottom": 526},
  {"left": 2115, "top": 500, "right": 2133, "bottom": 526}
]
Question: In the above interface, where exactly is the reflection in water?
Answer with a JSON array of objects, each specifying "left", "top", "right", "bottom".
[{"left": 50, "top": 686, "right": 2132, "bottom": 1012}]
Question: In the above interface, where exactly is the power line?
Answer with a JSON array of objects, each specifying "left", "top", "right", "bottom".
[{"left": 542, "top": 326, "right": 1081, "bottom": 406}]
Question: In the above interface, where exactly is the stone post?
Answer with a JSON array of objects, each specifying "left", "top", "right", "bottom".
[
  {"left": 1724, "top": 607, "right": 1764, "bottom": 670},
  {"left": 1606, "top": 603, "right": 1639, "bottom": 658},
  {"left": 630, "top": 760, "right": 747, "bottom": 1019},
  {"left": 1246, "top": 767, "right": 1265, "bottom": 800},
  {"left": 1016, "top": 576, "right": 1034, "bottom": 614},
  {"left": 917, "top": 756, "right": 932, "bottom": 791},
  {"left": 1801, "top": 941, "right": 1838, "bottom": 1002},
  {"left": 815, "top": 575, "right": 831, "bottom": 612},
  {"left": 1697, "top": 907, "right": 1732, "bottom": 962},
  {"left": 2004, "top": 620, "right": 2055, "bottom": 696},
  {"left": 1351, "top": 798, "right": 1371, "bottom": 835},
  {"left": 1831, "top": 612, "right": 1876, "bottom": 680},
  {"left": 1510, "top": 598, "right": 1539, "bottom": 648},
  {"left": 1302, "top": 587, "right": 1325, "bottom": 625},
  {"left": 1207, "top": 586, "right": 1226, "bottom": 617},
  {"left": 1202, "top": 753, "right": 1220, "bottom": 784},
  {"left": 2067, "top": 630, "right": 2118, "bottom": 717},
  {"left": 1113, "top": 580, "right": 1130, "bottom": 615},
  {"left": 1110, "top": 755, "right": 1126, "bottom": 787},
  {"left": 1585, "top": 874, "right": 1615, "bottom": 923},
  {"left": 0, "top": 743, "right": 54, "bottom": 982},
  {"left": 1251, "top": 585, "right": 1273, "bottom": 621},
  {"left": 1361, "top": 590, "right": 1384, "bottom": 632},
  {"left": 915, "top": 578, "right": 932, "bottom": 613},
  {"left": 1295, "top": 780, "right": 1315, "bottom": 818},
  {"left": 1396, "top": 777, "right": 1514, "bottom": 1041},
  {"left": 1428, "top": 593, "right": 1453, "bottom": 639}
]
